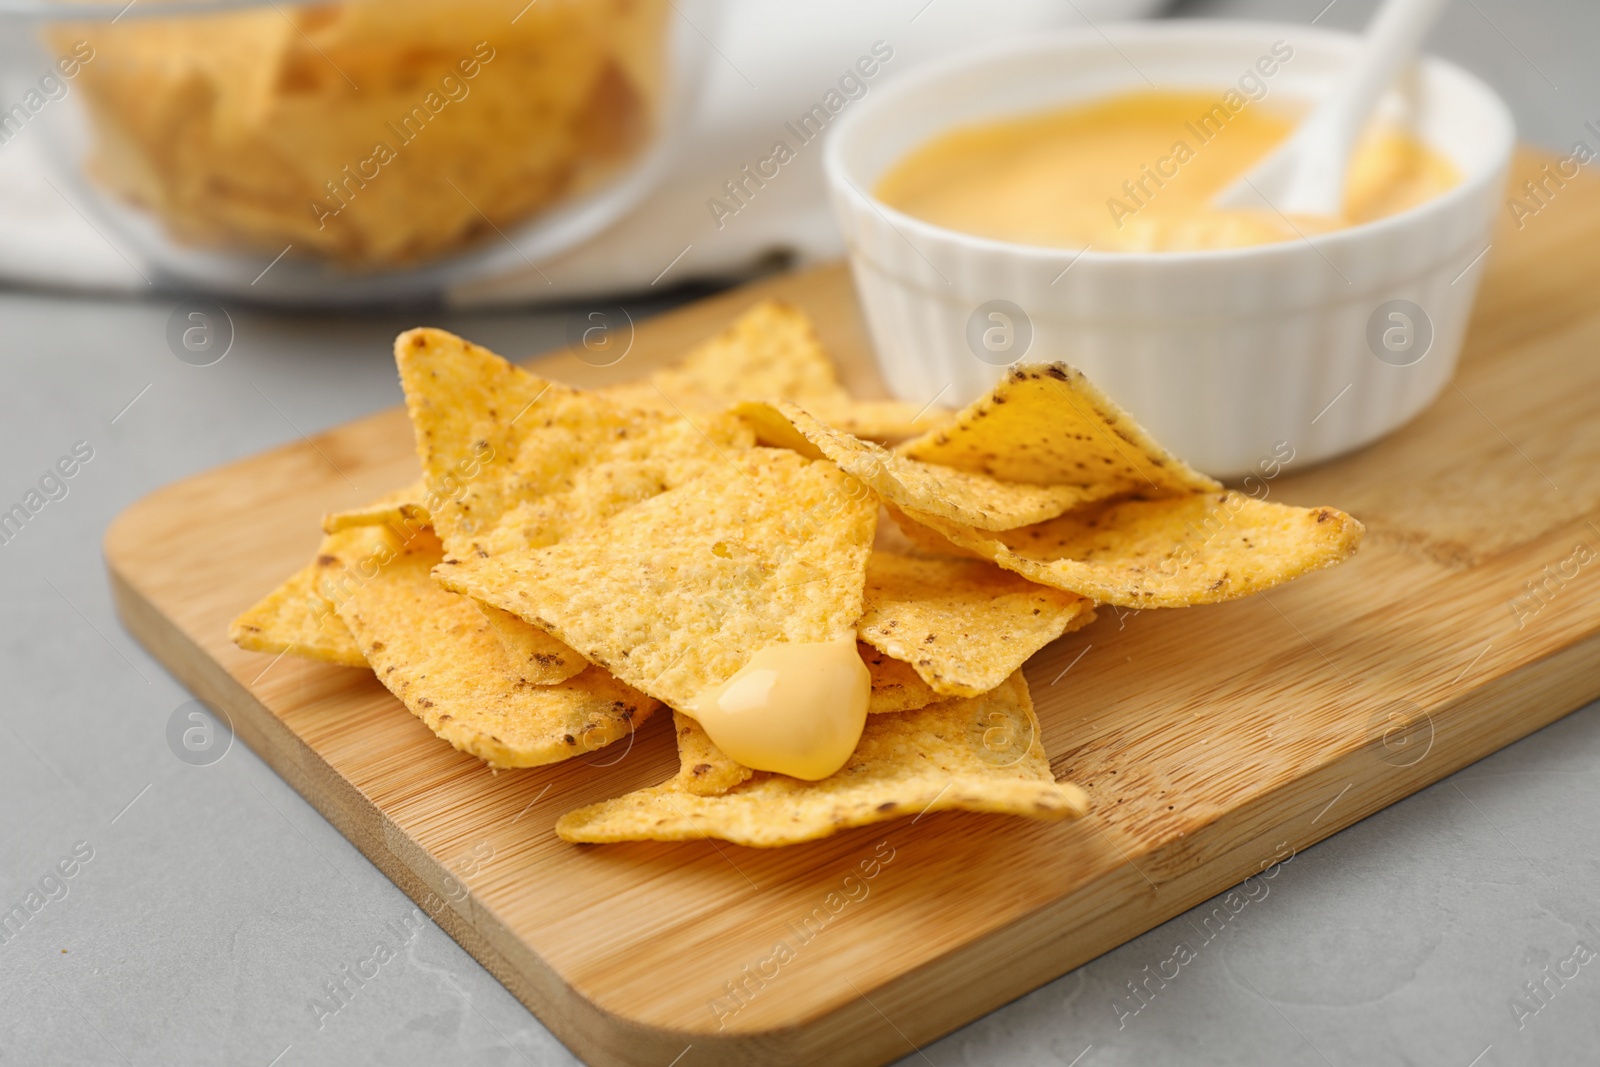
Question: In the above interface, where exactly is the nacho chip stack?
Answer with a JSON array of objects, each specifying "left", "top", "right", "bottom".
[
  {"left": 231, "top": 300, "right": 1362, "bottom": 846},
  {"left": 59, "top": 0, "right": 668, "bottom": 265}
]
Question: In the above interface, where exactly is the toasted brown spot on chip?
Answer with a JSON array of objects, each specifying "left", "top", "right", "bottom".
[
  {"left": 672, "top": 711, "right": 755, "bottom": 796},
  {"left": 474, "top": 602, "right": 587, "bottom": 685}
]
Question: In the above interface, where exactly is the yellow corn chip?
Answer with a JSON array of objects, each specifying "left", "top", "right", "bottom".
[
  {"left": 738, "top": 400, "right": 1103, "bottom": 531},
  {"left": 228, "top": 559, "right": 366, "bottom": 667},
  {"left": 869, "top": 501, "right": 979, "bottom": 561},
  {"left": 67, "top": 1, "right": 669, "bottom": 266},
  {"left": 630, "top": 300, "right": 845, "bottom": 406},
  {"left": 673, "top": 711, "right": 755, "bottom": 796},
  {"left": 880, "top": 504, "right": 981, "bottom": 560},
  {"left": 602, "top": 301, "right": 948, "bottom": 441},
  {"left": 396, "top": 326, "right": 746, "bottom": 682},
  {"left": 730, "top": 398, "right": 824, "bottom": 459},
  {"left": 859, "top": 552, "right": 1095, "bottom": 697},
  {"left": 321, "top": 479, "right": 585, "bottom": 684},
  {"left": 556, "top": 672, "right": 1086, "bottom": 846},
  {"left": 476, "top": 602, "right": 589, "bottom": 684},
  {"left": 897, "top": 363, "right": 1221, "bottom": 494},
  {"left": 861, "top": 642, "right": 942, "bottom": 714},
  {"left": 436, "top": 447, "right": 877, "bottom": 713},
  {"left": 811, "top": 398, "right": 950, "bottom": 443},
  {"left": 316, "top": 524, "right": 656, "bottom": 769},
  {"left": 395, "top": 326, "right": 754, "bottom": 560},
  {"left": 233, "top": 477, "right": 468, "bottom": 668},
  {"left": 899, "top": 492, "right": 1364, "bottom": 607},
  {"left": 321, "top": 479, "right": 430, "bottom": 534}
]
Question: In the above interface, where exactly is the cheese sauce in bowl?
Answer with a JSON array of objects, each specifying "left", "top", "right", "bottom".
[{"left": 874, "top": 89, "right": 1460, "bottom": 253}]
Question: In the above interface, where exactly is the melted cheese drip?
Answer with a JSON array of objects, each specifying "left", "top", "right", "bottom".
[{"left": 688, "top": 637, "right": 870, "bottom": 781}]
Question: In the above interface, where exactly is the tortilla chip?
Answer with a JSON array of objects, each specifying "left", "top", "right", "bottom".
[
  {"left": 436, "top": 447, "right": 877, "bottom": 712},
  {"left": 321, "top": 479, "right": 430, "bottom": 534},
  {"left": 556, "top": 672, "right": 1086, "bottom": 846},
  {"left": 322, "top": 479, "right": 585, "bottom": 684},
  {"left": 229, "top": 559, "right": 367, "bottom": 667},
  {"left": 871, "top": 503, "right": 978, "bottom": 560},
  {"left": 739, "top": 400, "right": 1102, "bottom": 531},
  {"left": 396, "top": 326, "right": 748, "bottom": 681},
  {"left": 673, "top": 711, "right": 755, "bottom": 796},
  {"left": 730, "top": 398, "right": 824, "bottom": 458},
  {"left": 625, "top": 300, "right": 844, "bottom": 404},
  {"left": 316, "top": 524, "right": 656, "bottom": 769},
  {"left": 395, "top": 326, "right": 754, "bottom": 561},
  {"left": 475, "top": 603, "right": 590, "bottom": 684},
  {"left": 810, "top": 398, "right": 950, "bottom": 443},
  {"left": 602, "top": 301, "right": 949, "bottom": 441},
  {"left": 70, "top": 0, "right": 670, "bottom": 266},
  {"left": 896, "top": 363, "right": 1221, "bottom": 495},
  {"left": 859, "top": 552, "right": 1095, "bottom": 697},
  {"left": 861, "top": 642, "right": 942, "bottom": 714},
  {"left": 899, "top": 492, "right": 1364, "bottom": 607}
]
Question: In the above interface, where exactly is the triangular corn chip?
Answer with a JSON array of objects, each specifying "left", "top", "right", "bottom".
[
  {"left": 673, "top": 711, "right": 755, "bottom": 796},
  {"left": 395, "top": 326, "right": 754, "bottom": 560},
  {"left": 436, "top": 447, "right": 876, "bottom": 712},
  {"left": 474, "top": 602, "right": 590, "bottom": 683},
  {"left": 232, "top": 479, "right": 445, "bottom": 668},
  {"left": 859, "top": 552, "right": 1095, "bottom": 697},
  {"left": 861, "top": 363, "right": 1361, "bottom": 607},
  {"left": 557, "top": 672, "right": 1086, "bottom": 846},
  {"left": 898, "top": 492, "right": 1364, "bottom": 607},
  {"left": 811, "top": 399, "right": 951, "bottom": 443},
  {"left": 675, "top": 642, "right": 946, "bottom": 797},
  {"left": 603, "top": 301, "right": 948, "bottom": 441},
  {"left": 861, "top": 641, "right": 942, "bottom": 714},
  {"left": 396, "top": 327, "right": 747, "bottom": 681},
  {"left": 871, "top": 501, "right": 983, "bottom": 561},
  {"left": 316, "top": 524, "right": 656, "bottom": 769},
  {"left": 897, "top": 363, "right": 1221, "bottom": 494},
  {"left": 321, "top": 479, "right": 430, "bottom": 534},
  {"left": 738, "top": 400, "right": 1103, "bottom": 531},
  {"left": 614, "top": 300, "right": 846, "bottom": 408},
  {"left": 321, "top": 479, "right": 586, "bottom": 684},
  {"left": 229, "top": 558, "right": 366, "bottom": 667}
]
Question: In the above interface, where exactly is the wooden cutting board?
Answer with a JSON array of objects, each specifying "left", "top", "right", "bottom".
[{"left": 105, "top": 151, "right": 1600, "bottom": 1067}]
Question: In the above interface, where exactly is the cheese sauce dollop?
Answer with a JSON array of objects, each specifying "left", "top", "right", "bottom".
[
  {"left": 874, "top": 89, "right": 1459, "bottom": 252},
  {"left": 689, "top": 637, "right": 870, "bottom": 781}
]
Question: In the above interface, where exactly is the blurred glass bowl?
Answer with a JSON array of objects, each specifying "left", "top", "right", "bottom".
[{"left": 0, "top": 0, "right": 714, "bottom": 302}]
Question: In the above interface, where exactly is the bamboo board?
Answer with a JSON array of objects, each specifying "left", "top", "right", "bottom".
[{"left": 106, "top": 152, "right": 1600, "bottom": 1066}]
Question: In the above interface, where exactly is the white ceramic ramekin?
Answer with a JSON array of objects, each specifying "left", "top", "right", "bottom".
[{"left": 824, "top": 21, "right": 1514, "bottom": 477}]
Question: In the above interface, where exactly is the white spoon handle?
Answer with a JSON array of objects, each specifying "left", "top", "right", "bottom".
[{"left": 1215, "top": 0, "right": 1453, "bottom": 216}]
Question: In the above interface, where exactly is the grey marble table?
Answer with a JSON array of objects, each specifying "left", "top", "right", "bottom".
[{"left": 2, "top": 0, "right": 1597, "bottom": 1064}]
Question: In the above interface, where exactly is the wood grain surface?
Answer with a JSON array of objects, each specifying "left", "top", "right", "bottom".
[{"left": 105, "top": 151, "right": 1600, "bottom": 1066}]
